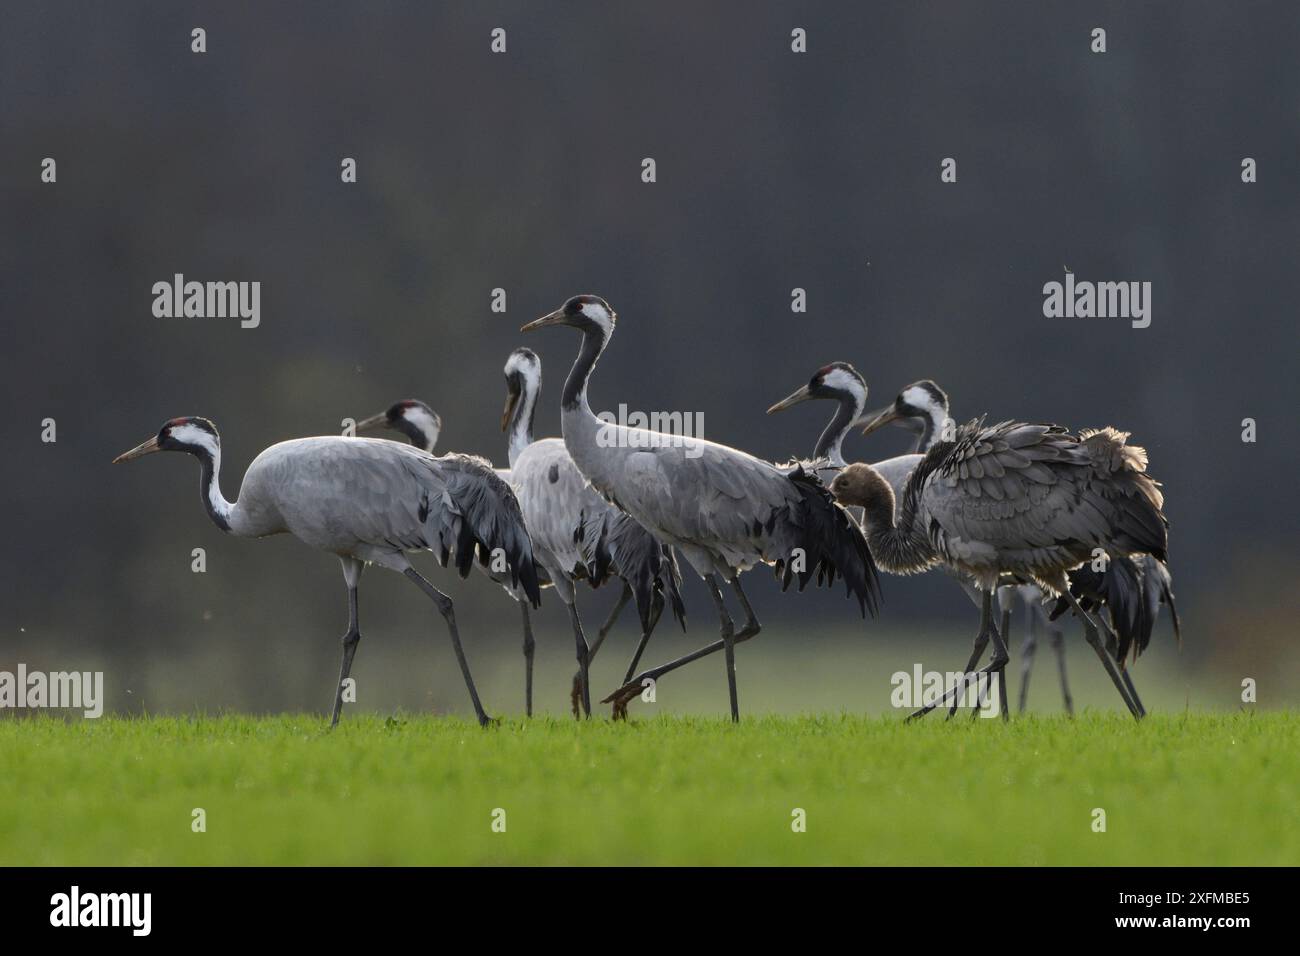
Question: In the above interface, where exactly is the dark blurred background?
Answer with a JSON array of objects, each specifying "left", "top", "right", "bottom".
[{"left": 2, "top": 2, "right": 1296, "bottom": 717}]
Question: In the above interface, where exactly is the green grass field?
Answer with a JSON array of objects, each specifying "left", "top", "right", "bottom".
[{"left": 0, "top": 711, "right": 1294, "bottom": 865}]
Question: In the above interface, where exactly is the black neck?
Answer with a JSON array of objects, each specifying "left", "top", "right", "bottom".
[
  {"left": 561, "top": 324, "right": 608, "bottom": 411},
  {"left": 507, "top": 378, "right": 538, "bottom": 464},
  {"left": 813, "top": 391, "right": 858, "bottom": 462},
  {"left": 513, "top": 388, "right": 536, "bottom": 447},
  {"left": 395, "top": 419, "right": 433, "bottom": 452},
  {"left": 197, "top": 450, "right": 232, "bottom": 533}
]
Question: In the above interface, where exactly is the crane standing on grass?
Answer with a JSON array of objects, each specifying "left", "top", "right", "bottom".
[
  {"left": 113, "top": 416, "right": 540, "bottom": 727},
  {"left": 522, "top": 295, "right": 881, "bottom": 721},
  {"left": 358, "top": 350, "right": 684, "bottom": 719},
  {"left": 828, "top": 414, "right": 1169, "bottom": 720},
  {"left": 857, "top": 379, "right": 1179, "bottom": 715}
]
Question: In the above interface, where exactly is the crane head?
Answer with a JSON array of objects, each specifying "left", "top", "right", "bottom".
[
  {"left": 520, "top": 295, "right": 615, "bottom": 336},
  {"left": 859, "top": 380, "right": 949, "bottom": 437},
  {"left": 501, "top": 348, "right": 541, "bottom": 431},
  {"left": 113, "top": 417, "right": 220, "bottom": 463},
  {"left": 828, "top": 462, "right": 895, "bottom": 514},
  {"left": 767, "top": 361, "right": 867, "bottom": 415},
  {"left": 355, "top": 400, "right": 441, "bottom": 453}
]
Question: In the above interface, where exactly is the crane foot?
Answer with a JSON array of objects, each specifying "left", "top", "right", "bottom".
[{"left": 570, "top": 674, "right": 584, "bottom": 719}]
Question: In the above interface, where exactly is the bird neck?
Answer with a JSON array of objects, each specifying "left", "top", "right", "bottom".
[
  {"left": 855, "top": 469, "right": 934, "bottom": 575},
  {"left": 396, "top": 420, "right": 436, "bottom": 453},
  {"left": 506, "top": 380, "right": 538, "bottom": 468},
  {"left": 196, "top": 446, "right": 235, "bottom": 533},
  {"left": 560, "top": 324, "right": 609, "bottom": 417},
  {"left": 813, "top": 391, "right": 864, "bottom": 466}
]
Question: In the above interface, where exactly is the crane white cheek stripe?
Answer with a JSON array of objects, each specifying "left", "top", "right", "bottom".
[
  {"left": 580, "top": 301, "right": 612, "bottom": 331},
  {"left": 169, "top": 424, "right": 235, "bottom": 525},
  {"left": 900, "top": 386, "right": 950, "bottom": 442},
  {"left": 403, "top": 407, "right": 441, "bottom": 448}
]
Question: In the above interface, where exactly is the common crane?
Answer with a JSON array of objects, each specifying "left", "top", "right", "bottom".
[
  {"left": 859, "top": 380, "right": 1179, "bottom": 715},
  {"left": 522, "top": 295, "right": 880, "bottom": 721},
  {"left": 829, "top": 417, "right": 1169, "bottom": 720},
  {"left": 359, "top": 352, "right": 685, "bottom": 719},
  {"left": 113, "top": 416, "right": 540, "bottom": 727}
]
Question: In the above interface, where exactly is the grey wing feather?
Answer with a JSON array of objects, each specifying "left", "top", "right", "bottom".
[
  {"left": 911, "top": 420, "right": 1167, "bottom": 582},
  {"left": 583, "top": 438, "right": 879, "bottom": 615},
  {"left": 242, "top": 438, "right": 540, "bottom": 604},
  {"left": 429, "top": 452, "right": 542, "bottom": 605},
  {"left": 511, "top": 438, "right": 686, "bottom": 625}
]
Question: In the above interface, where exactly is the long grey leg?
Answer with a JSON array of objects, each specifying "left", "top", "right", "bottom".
[
  {"left": 571, "top": 581, "right": 632, "bottom": 715},
  {"left": 605, "top": 572, "right": 759, "bottom": 712},
  {"left": 948, "top": 631, "right": 988, "bottom": 718},
  {"left": 330, "top": 557, "right": 364, "bottom": 728},
  {"left": 622, "top": 589, "right": 665, "bottom": 684},
  {"left": 402, "top": 568, "right": 493, "bottom": 727},
  {"left": 567, "top": 600, "right": 592, "bottom": 719},
  {"left": 521, "top": 602, "right": 536, "bottom": 718},
  {"left": 1064, "top": 592, "right": 1142, "bottom": 720},
  {"left": 1017, "top": 594, "right": 1039, "bottom": 713},
  {"left": 997, "top": 606, "right": 1011, "bottom": 718},
  {"left": 1052, "top": 629, "right": 1073, "bottom": 715},
  {"left": 1119, "top": 665, "right": 1146, "bottom": 717},
  {"left": 722, "top": 576, "right": 762, "bottom": 722},
  {"left": 1105, "top": 604, "right": 1146, "bottom": 713},
  {"left": 707, "top": 575, "right": 740, "bottom": 722},
  {"left": 589, "top": 582, "right": 632, "bottom": 665},
  {"left": 604, "top": 573, "right": 760, "bottom": 719},
  {"left": 910, "top": 592, "right": 1008, "bottom": 721},
  {"left": 972, "top": 597, "right": 1012, "bottom": 719}
]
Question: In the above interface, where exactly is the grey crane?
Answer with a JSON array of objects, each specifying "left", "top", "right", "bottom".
[
  {"left": 828, "top": 415, "right": 1169, "bottom": 720},
  {"left": 858, "top": 379, "right": 1179, "bottom": 715},
  {"left": 355, "top": 398, "right": 555, "bottom": 714},
  {"left": 766, "top": 362, "right": 926, "bottom": 496},
  {"left": 521, "top": 295, "right": 881, "bottom": 721},
  {"left": 497, "top": 348, "right": 685, "bottom": 717},
  {"left": 355, "top": 400, "right": 442, "bottom": 450},
  {"left": 771, "top": 365, "right": 1023, "bottom": 716},
  {"left": 355, "top": 398, "right": 559, "bottom": 713},
  {"left": 358, "top": 351, "right": 685, "bottom": 720},
  {"left": 112, "top": 416, "right": 541, "bottom": 727}
]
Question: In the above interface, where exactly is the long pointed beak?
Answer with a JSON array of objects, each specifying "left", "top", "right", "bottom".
[
  {"left": 112, "top": 435, "right": 160, "bottom": 464},
  {"left": 354, "top": 413, "right": 389, "bottom": 434},
  {"left": 858, "top": 405, "right": 903, "bottom": 437},
  {"left": 766, "top": 384, "right": 813, "bottom": 415},
  {"left": 501, "top": 389, "right": 520, "bottom": 431},
  {"left": 520, "top": 307, "right": 567, "bottom": 333}
]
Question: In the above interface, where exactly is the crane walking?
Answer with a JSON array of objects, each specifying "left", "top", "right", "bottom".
[
  {"left": 113, "top": 416, "right": 540, "bottom": 727},
  {"left": 358, "top": 350, "right": 684, "bottom": 719},
  {"left": 829, "top": 416, "right": 1169, "bottom": 720},
  {"left": 522, "top": 295, "right": 880, "bottom": 721},
  {"left": 858, "top": 379, "right": 1178, "bottom": 715}
]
